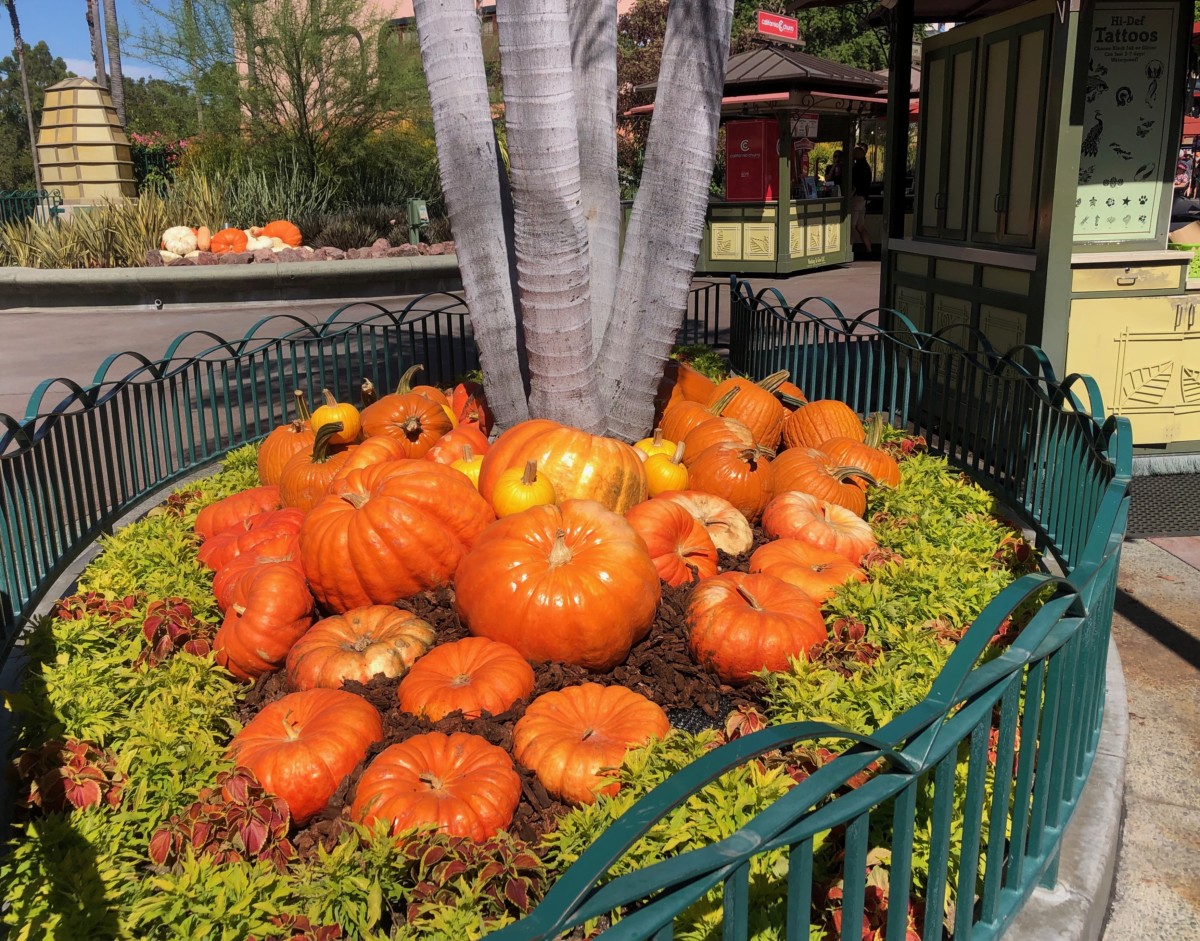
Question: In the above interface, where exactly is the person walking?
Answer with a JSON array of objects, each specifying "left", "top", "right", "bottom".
[{"left": 850, "top": 145, "right": 873, "bottom": 255}]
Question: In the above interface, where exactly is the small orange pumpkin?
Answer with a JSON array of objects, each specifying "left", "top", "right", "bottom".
[
  {"left": 749, "top": 539, "right": 867, "bottom": 603},
  {"left": 770, "top": 447, "right": 871, "bottom": 516},
  {"left": 257, "top": 390, "right": 316, "bottom": 486},
  {"left": 625, "top": 499, "right": 718, "bottom": 587},
  {"left": 687, "top": 444, "right": 774, "bottom": 522},
  {"left": 682, "top": 417, "right": 755, "bottom": 467},
  {"left": 706, "top": 370, "right": 788, "bottom": 450},
  {"left": 260, "top": 219, "right": 303, "bottom": 247},
  {"left": 397, "top": 636, "right": 535, "bottom": 721},
  {"left": 210, "top": 227, "right": 249, "bottom": 254},
  {"left": 819, "top": 413, "right": 901, "bottom": 489},
  {"left": 653, "top": 490, "right": 754, "bottom": 556},
  {"left": 285, "top": 606, "right": 436, "bottom": 690},
  {"left": 310, "top": 389, "right": 361, "bottom": 445},
  {"left": 781, "top": 400, "right": 865, "bottom": 450},
  {"left": 761, "top": 491, "right": 878, "bottom": 564}
]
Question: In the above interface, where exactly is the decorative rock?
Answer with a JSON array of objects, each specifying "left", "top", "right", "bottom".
[
  {"left": 428, "top": 243, "right": 445, "bottom": 256},
  {"left": 276, "top": 248, "right": 303, "bottom": 263},
  {"left": 159, "top": 250, "right": 182, "bottom": 264},
  {"left": 443, "top": 241, "right": 455, "bottom": 254},
  {"left": 416, "top": 243, "right": 429, "bottom": 255},
  {"left": 195, "top": 251, "right": 219, "bottom": 266},
  {"left": 345, "top": 247, "right": 364, "bottom": 260},
  {"left": 252, "top": 248, "right": 277, "bottom": 264},
  {"left": 168, "top": 256, "right": 196, "bottom": 266},
  {"left": 145, "top": 250, "right": 164, "bottom": 267},
  {"left": 370, "top": 245, "right": 389, "bottom": 258},
  {"left": 317, "top": 247, "right": 345, "bottom": 261},
  {"left": 371, "top": 237, "right": 390, "bottom": 250},
  {"left": 219, "top": 251, "right": 253, "bottom": 265},
  {"left": 397, "top": 244, "right": 420, "bottom": 257},
  {"left": 384, "top": 246, "right": 409, "bottom": 258},
  {"left": 184, "top": 250, "right": 202, "bottom": 259}
]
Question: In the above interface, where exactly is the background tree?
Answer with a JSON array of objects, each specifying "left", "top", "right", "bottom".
[
  {"left": 122, "top": 77, "right": 202, "bottom": 139},
  {"left": 102, "top": 0, "right": 126, "bottom": 125},
  {"left": 2, "top": 0, "right": 40, "bottom": 189},
  {"left": 414, "top": 0, "right": 736, "bottom": 437},
  {"left": 86, "top": 0, "right": 108, "bottom": 87},
  {"left": 0, "top": 40, "right": 69, "bottom": 190}
]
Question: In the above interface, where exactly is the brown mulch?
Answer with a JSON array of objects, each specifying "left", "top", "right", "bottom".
[{"left": 235, "top": 538, "right": 772, "bottom": 857}]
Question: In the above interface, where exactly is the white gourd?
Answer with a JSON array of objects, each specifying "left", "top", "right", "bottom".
[{"left": 161, "top": 226, "right": 198, "bottom": 255}]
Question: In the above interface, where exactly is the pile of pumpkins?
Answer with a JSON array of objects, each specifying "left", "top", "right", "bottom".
[
  {"left": 192, "top": 362, "right": 900, "bottom": 842},
  {"left": 159, "top": 219, "right": 303, "bottom": 261}
]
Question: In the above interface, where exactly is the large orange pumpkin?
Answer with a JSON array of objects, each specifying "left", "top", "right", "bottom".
[
  {"left": 300, "top": 460, "right": 495, "bottom": 612},
  {"left": 359, "top": 380, "right": 453, "bottom": 459},
  {"left": 214, "top": 563, "right": 316, "bottom": 681},
  {"left": 771, "top": 447, "right": 869, "bottom": 516},
  {"left": 260, "top": 219, "right": 303, "bottom": 247},
  {"left": 212, "top": 535, "right": 304, "bottom": 613},
  {"left": 819, "top": 414, "right": 901, "bottom": 489},
  {"left": 397, "top": 636, "right": 535, "bottom": 721},
  {"left": 454, "top": 500, "right": 661, "bottom": 671},
  {"left": 760, "top": 491, "right": 877, "bottom": 564},
  {"left": 324, "top": 434, "right": 408, "bottom": 487},
  {"left": 424, "top": 424, "right": 489, "bottom": 465},
  {"left": 706, "top": 370, "right": 789, "bottom": 450},
  {"left": 512, "top": 683, "right": 670, "bottom": 805},
  {"left": 477, "top": 420, "right": 648, "bottom": 515},
  {"left": 686, "top": 444, "right": 774, "bottom": 522},
  {"left": 749, "top": 539, "right": 867, "bottom": 603},
  {"left": 682, "top": 417, "right": 755, "bottom": 468},
  {"left": 624, "top": 499, "right": 718, "bottom": 587},
  {"left": 351, "top": 732, "right": 520, "bottom": 841},
  {"left": 194, "top": 485, "right": 282, "bottom": 542},
  {"left": 210, "top": 227, "right": 249, "bottom": 254},
  {"left": 228, "top": 688, "right": 382, "bottom": 824},
  {"left": 278, "top": 424, "right": 355, "bottom": 511},
  {"left": 781, "top": 400, "right": 865, "bottom": 450},
  {"left": 257, "top": 391, "right": 316, "bottom": 485},
  {"left": 652, "top": 490, "right": 754, "bottom": 555},
  {"left": 196, "top": 507, "right": 305, "bottom": 571},
  {"left": 686, "top": 572, "right": 827, "bottom": 685},
  {"left": 285, "top": 606, "right": 436, "bottom": 691}
]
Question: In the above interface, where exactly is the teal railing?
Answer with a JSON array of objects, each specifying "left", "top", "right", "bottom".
[
  {"left": 0, "top": 278, "right": 1127, "bottom": 940},
  {"left": 0, "top": 189, "right": 64, "bottom": 226}
]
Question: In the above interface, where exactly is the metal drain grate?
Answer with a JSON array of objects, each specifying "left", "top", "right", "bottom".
[{"left": 1127, "top": 473, "right": 1200, "bottom": 539}]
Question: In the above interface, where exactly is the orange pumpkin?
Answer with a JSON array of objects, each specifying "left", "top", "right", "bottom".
[
  {"left": 749, "top": 539, "right": 867, "bottom": 603},
  {"left": 643, "top": 442, "right": 689, "bottom": 497},
  {"left": 309, "top": 389, "right": 361, "bottom": 445},
  {"left": 210, "top": 227, "right": 249, "bottom": 254},
  {"left": 687, "top": 444, "right": 774, "bottom": 522},
  {"left": 706, "top": 370, "right": 788, "bottom": 450},
  {"left": 212, "top": 532, "right": 304, "bottom": 612},
  {"left": 228, "top": 688, "right": 382, "bottom": 824},
  {"left": 359, "top": 379, "right": 454, "bottom": 459},
  {"left": 194, "top": 485, "right": 283, "bottom": 542},
  {"left": 454, "top": 500, "right": 661, "bottom": 671},
  {"left": 278, "top": 424, "right": 355, "bottom": 511},
  {"left": 625, "top": 499, "right": 718, "bottom": 587},
  {"left": 324, "top": 434, "right": 408, "bottom": 488},
  {"left": 397, "top": 636, "right": 535, "bottom": 721},
  {"left": 424, "top": 424, "right": 489, "bottom": 465},
  {"left": 819, "top": 414, "right": 901, "bottom": 489},
  {"left": 258, "top": 391, "right": 317, "bottom": 485},
  {"left": 450, "top": 378, "right": 492, "bottom": 435},
  {"left": 260, "top": 219, "right": 303, "bottom": 247},
  {"left": 686, "top": 572, "right": 827, "bottom": 685},
  {"left": 300, "top": 460, "right": 495, "bottom": 612},
  {"left": 682, "top": 417, "right": 755, "bottom": 468},
  {"left": 351, "top": 732, "right": 520, "bottom": 841},
  {"left": 285, "top": 606, "right": 436, "bottom": 691},
  {"left": 777, "top": 379, "right": 807, "bottom": 409},
  {"left": 196, "top": 507, "right": 305, "bottom": 571},
  {"left": 512, "top": 683, "right": 670, "bottom": 804},
  {"left": 781, "top": 400, "right": 865, "bottom": 450},
  {"left": 770, "top": 447, "right": 870, "bottom": 516},
  {"left": 477, "top": 420, "right": 648, "bottom": 515},
  {"left": 761, "top": 491, "right": 877, "bottom": 564},
  {"left": 653, "top": 490, "right": 754, "bottom": 556},
  {"left": 659, "top": 386, "right": 739, "bottom": 444},
  {"left": 394, "top": 364, "right": 450, "bottom": 406},
  {"left": 213, "top": 563, "right": 316, "bottom": 681}
]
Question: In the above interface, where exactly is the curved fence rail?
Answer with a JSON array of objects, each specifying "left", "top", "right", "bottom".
[{"left": 0, "top": 278, "right": 1127, "bottom": 941}]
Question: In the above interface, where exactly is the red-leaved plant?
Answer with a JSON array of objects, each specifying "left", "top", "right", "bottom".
[
  {"left": 52, "top": 592, "right": 144, "bottom": 626},
  {"left": 148, "top": 768, "right": 295, "bottom": 871},
  {"left": 247, "top": 914, "right": 342, "bottom": 941},
  {"left": 399, "top": 833, "right": 546, "bottom": 923},
  {"left": 16, "top": 738, "right": 125, "bottom": 812},
  {"left": 135, "top": 598, "right": 216, "bottom": 668}
]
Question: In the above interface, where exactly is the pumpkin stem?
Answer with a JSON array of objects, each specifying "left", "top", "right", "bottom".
[
  {"left": 671, "top": 441, "right": 686, "bottom": 465},
  {"left": 231, "top": 604, "right": 247, "bottom": 616},
  {"left": 548, "top": 528, "right": 573, "bottom": 567},
  {"left": 281, "top": 713, "right": 302, "bottom": 740},
  {"left": 361, "top": 378, "right": 377, "bottom": 407},
  {"left": 293, "top": 389, "right": 312, "bottom": 423},
  {"left": 652, "top": 428, "right": 665, "bottom": 447},
  {"left": 833, "top": 464, "right": 879, "bottom": 487},
  {"left": 350, "top": 633, "right": 375, "bottom": 653},
  {"left": 459, "top": 445, "right": 475, "bottom": 462},
  {"left": 341, "top": 491, "right": 370, "bottom": 509},
  {"left": 310, "top": 422, "right": 345, "bottom": 463},
  {"left": 397, "top": 364, "right": 426, "bottom": 395},
  {"left": 321, "top": 388, "right": 338, "bottom": 407},
  {"left": 757, "top": 370, "right": 790, "bottom": 393},
  {"left": 709, "top": 386, "right": 741, "bottom": 416},
  {"left": 418, "top": 772, "right": 445, "bottom": 790},
  {"left": 401, "top": 415, "right": 424, "bottom": 439},
  {"left": 735, "top": 584, "right": 763, "bottom": 610},
  {"left": 864, "top": 413, "right": 888, "bottom": 449},
  {"left": 780, "top": 393, "right": 807, "bottom": 409},
  {"left": 521, "top": 460, "right": 539, "bottom": 486}
]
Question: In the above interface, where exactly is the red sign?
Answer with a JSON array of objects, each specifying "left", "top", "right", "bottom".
[
  {"left": 756, "top": 11, "right": 801, "bottom": 44},
  {"left": 725, "top": 119, "right": 779, "bottom": 201}
]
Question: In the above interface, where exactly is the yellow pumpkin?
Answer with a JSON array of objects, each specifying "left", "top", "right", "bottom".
[
  {"left": 634, "top": 428, "right": 676, "bottom": 460},
  {"left": 451, "top": 445, "right": 485, "bottom": 488},
  {"left": 492, "top": 460, "right": 557, "bottom": 517},
  {"left": 310, "top": 389, "right": 361, "bottom": 445},
  {"left": 643, "top": 442, "right": 688, "bottom": 496}
]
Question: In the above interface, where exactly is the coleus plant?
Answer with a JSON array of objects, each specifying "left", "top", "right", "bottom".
[
  {"left": 52, "top": 591, "right": 144, "bottom": 626},
  {"left": 135, "top": 597, "right": 216, "bottom": 668},
  {"left": 16, "top": 738, "right": 125, "bottom": 812},
  {"left": 247, "top": 914, "right": 343, "bottom": 941}
]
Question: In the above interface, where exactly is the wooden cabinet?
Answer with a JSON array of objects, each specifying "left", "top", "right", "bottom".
[{"left": 1067, "top": 296, "right": 1200, "bottom": 444}]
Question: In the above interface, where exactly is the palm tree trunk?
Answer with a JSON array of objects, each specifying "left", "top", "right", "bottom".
[
  {"left": 102, "top": 0, "right": 125, "bottom": 126},
  {"left": 412, "top": 0, "right": 529, "bottom": 430},
  {"left": 86, "top": 0, "right": 108, "bottom": 88},
  {"left": 498, "top": 0, "right": 603, "bottom": 432},
  {"left": 598, "top": 0, "right": 734, "bottom": 440},
  {"left": 4, "top": 0, "right": 42, "bottom": 190}
]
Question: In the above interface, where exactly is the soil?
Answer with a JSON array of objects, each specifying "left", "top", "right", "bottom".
[{"left": 235, "top": 543, "right": 771, "bottom": 857}]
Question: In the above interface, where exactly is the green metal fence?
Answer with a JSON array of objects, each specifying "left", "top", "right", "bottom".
[
  {"left": 0, "top": 278, "right": 1127, "bottom": 940},
  {"left": 0, "top": 190, "right": 64, "bottom": 226}
]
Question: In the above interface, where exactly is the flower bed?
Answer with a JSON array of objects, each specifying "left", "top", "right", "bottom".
[{"left": 1, "top": 406, "right": 1042, "bottom": 939}]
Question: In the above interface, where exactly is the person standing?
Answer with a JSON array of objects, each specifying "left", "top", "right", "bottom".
[{"left": 851, "top": 145, "right": 873, "bottom": 255}]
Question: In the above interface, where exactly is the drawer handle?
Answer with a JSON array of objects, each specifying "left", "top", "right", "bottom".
[
  {"left": 1176, "top": 304, "right": 1184, "bottom": 329},
  {"left": 1190, "top": 304, "right": 1196, "bottom": 329},
  {"left": 1115, "top": 276, "right": 1138, "bottom": 286}
]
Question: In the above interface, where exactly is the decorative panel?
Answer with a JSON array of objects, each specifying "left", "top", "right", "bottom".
[
  {"left": 710, "top": 224, "right": 743, "bottom": 261},
  {"left": 743, "top": 224, "right": 776, "bottom": 261}
]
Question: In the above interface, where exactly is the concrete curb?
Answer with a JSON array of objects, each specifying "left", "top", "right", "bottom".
[
  {"left": 0, "top": 255, "right": 463, "bottom": 312},
  {"left": 1003, "top": 637, "right": 1128, "bottom": 940}
]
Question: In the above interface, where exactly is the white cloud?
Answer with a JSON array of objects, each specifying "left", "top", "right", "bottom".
[{"left": 62, "top": 57, "right": 167, "bottom": 82}]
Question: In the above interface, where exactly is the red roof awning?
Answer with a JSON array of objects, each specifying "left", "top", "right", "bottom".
[
  {"left": 625, "top": 92, "right": 789, "bottom": 117},
  {"left": 1184, "top": 115, "right": 1200, "bottom": 139}
]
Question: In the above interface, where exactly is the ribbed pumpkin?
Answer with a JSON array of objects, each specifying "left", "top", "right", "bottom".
[
  {"left": 642, "top": 442, "right": 689, "bottom": 497},
  {"left": 300, "top": 460, "right": 495, "bottom": 612},
  {"left": 309, "top": 389, "right": 361, "bottom": 445},
  {"left": 781, "top": 399, "right": 865, "bottom": 450},
  {"left": 395, "top": 364, "right": 451, "bottom": 406},
  {"left": 278, "top": 424, "right": 354, "bottom": 512},
  {"left": 257, "top": 391, "right": 316, "bottom": 485},
  {"left": 686, "top": 572, "right": 827, "bottom": 685},
  {"left": 324, "top": 434, "right": 408, "bottom": 487},
  {"left": 761, "top": 492, "right": 877, "bottom": 564},
  {"left": 260, "top": 219, "right": 303, "bottom": 247},
  {"left": 359, "top": 375, "right": 454, "bottom": 459},
  {"left": 770, "top": 447, "right": 870, "bottom": 516},
  {"left": 819, "top": 414, "right": 901, "bottom": 489},
  {"left": 351, "top": 732, "right": 520, "bottom": 840},
  {"left": 512, "top": 683, "right": 670, "bottom": 804},
  {"left": 682, "top": 417, "right": 755, "bottom": 468},
  {"left": 424, "top": 424, "right": 489, "bottom": 465},
  {"left": 624, "top": 499, "right": 718, "bottom": 587},
  {"left": 397, "top": 636, "right": 535, "bottom": 721},
  {"left": 749, "top": 539, "right": 867, "bottom": 603},
  {"left": 214, "top": 563, "right": 316, "bottom": 681},
  {"left": 210, "top": 227, "right": 249, "bottom": 254},
  {"left": 706, "top": 371, "right": 788, "bottom": 450},
  {"left": 285, "top": 606, "right": 436, "bottom": 690},
  {"left": 687, "top": 444, "right": 774, "bottom": 522},
  {"left": 454, "top": 500, "right": 661, "bottom": 671},
  {"left": 212, "top": 532, "right": 304, "bottom": 612},
  {"left": 477, "top": 420, "right": 648, "bottom": 515},
  {"left": 228, "top": 688, "right": 382, "bottom": 825},
  {"left": 653, "top": 490, "right": 754, "bottom": 555},
  {"left": 659, "top": 386, "right": 739, "bottom": 444},
  {"left": 196, "top": 507, "right": 305, "bottom": 571},
  {"left": 194, "top": 485, "right": 283, "bottom": 542},
  {"left": 778, "top": 379, "right": 807, "bottom": 409}
]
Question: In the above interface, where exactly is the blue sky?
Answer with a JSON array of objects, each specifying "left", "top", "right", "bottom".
[{"left": 16, "top": 2, "right": 163, "bottom": 80}]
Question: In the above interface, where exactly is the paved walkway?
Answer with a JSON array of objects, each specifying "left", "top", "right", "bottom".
[{"left": 3, "top": 261, "right": 1198, "bottom": 939}]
